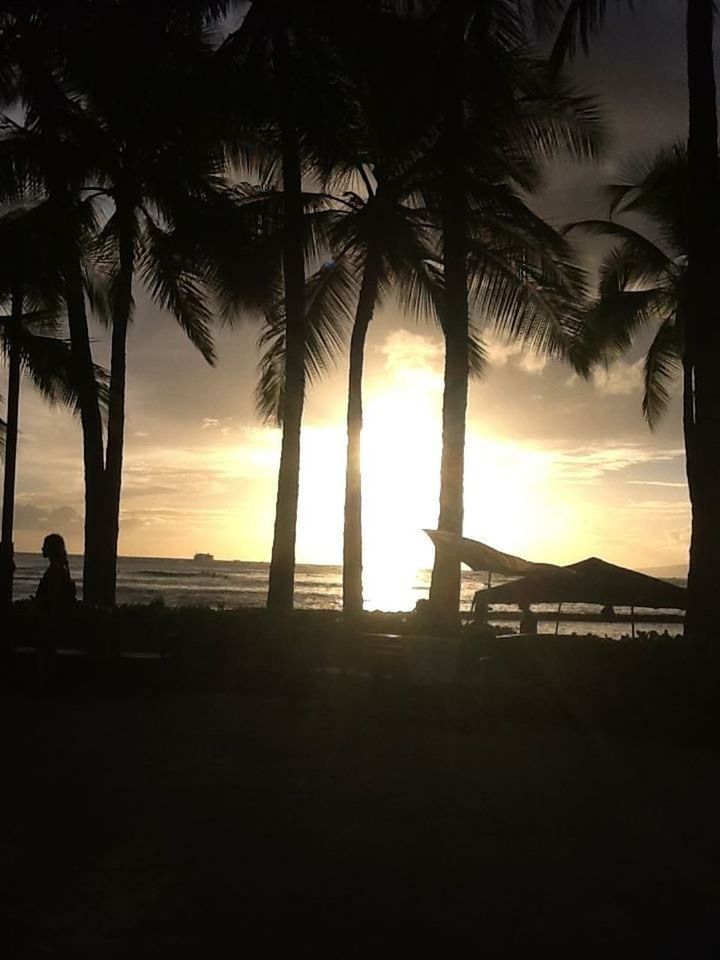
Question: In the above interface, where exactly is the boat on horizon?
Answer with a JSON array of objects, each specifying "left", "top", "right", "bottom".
[{"left": 192, "top": 552, "right": 214, "bottom": 562}]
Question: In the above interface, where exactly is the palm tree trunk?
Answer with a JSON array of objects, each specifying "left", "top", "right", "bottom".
[
  {"left": 682, "top": 355, "right": 696, "bottom": 487},
  {"left": 343, "top": 243, "right": 382, "bottom": 618},
  {"left": 0, "top": 289, "right": 23, "bottom": 606},
  {"left": 429, "top": 8, "right": 468, "bottom": 630},
  {"left": 267, "top": 26, "right": 306, "bottom": 613},
  {"left": 99, "top": 207, "right": 135, "bottom": 607},
  {"left": 63, "top": 251, "right": 105, "bottom": 606},
  {"left": 684, "top": 0, "right": 719, "bottom": 637}
]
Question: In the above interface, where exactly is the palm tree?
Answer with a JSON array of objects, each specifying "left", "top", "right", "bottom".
[
  {"left": 338, "top": 190, "right": 445, "bottom": 617},
  {"left": 0, "top": 288, "right": 24, "bottom": 607},
  {"left": 319, "top": 5, "right": 446, "bottom": 617},
  {"left": 0, "top": 199, "right": 95, "bottom": 605},
  {"left": 0, "top": 6, "right": 106, "bottom": 604},
  {"left": 539, "top": 0, "right": 720, "bottom": 634},
  {"left": 683, "top": 0, "right": 719, "bottom": 637},
  {"left": 567, "top": 145, "right": 689, "bottom": 431},
  {"left": 247, "top": 1, "right": 598, "bottom": 620},
  {"left": 220, "top": 1, "right": 377, "bottom": 611},
  {"left": 223, "top": 0, "right": 369, "bottom": 612},
  {"left": 74, "top": 5, "right": 228, "bottom": 605},
  {"left": 0, "top": 3, "right": 231, "bottom": 605},
  {"left": 424, "top": 0, "right": 603, "bottom": 626}
]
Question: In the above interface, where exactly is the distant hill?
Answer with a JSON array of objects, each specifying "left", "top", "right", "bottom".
[{"left": 642, "top": 564, "right": 688, "bottom": 582}]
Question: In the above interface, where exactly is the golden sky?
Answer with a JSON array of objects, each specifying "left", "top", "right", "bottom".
[
  {"left": 4, "top": 0, "right": 693, "bottom": 579},
  {"left": 11, "top": 303, "right": 689, "bottom": 577}
]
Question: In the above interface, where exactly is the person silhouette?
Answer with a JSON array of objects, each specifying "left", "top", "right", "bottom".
[
  {"left": 37, "top": 534, "right": 76, "bottom": 614},
  {"left": 519, "top": 600, "right": 538, "bottom": 635},
  {"left": 35, "top": 533, "right": 76, "bottom": 685}
]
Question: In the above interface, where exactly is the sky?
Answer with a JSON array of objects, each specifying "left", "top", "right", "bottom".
[{"left": 4, "top": 1, "right": 704, "bottom": 578}]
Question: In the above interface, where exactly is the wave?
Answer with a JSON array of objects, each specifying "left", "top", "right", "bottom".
[{"left": 135, "top": 569, "right": 233, "bottom": 580}]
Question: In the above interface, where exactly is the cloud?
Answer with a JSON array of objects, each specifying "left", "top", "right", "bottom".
[
  {"left": 201, "top": 417, "right": 235, "bottom": 437},
  {"left": 380, "top": 330, "right": 443, "bottom": 371},
  {"left": 593, "top": 360, "right": 644, "bottom": 396},
  {"left": 14, "top": 503, "right": 83, "bottom": 532},
  {"left": 548, "top": 444, "right": 683, "bottom": 484},
  {"left": 377, "top": 330, "right": 444, "bottom": 394},
  {"left": 627, "top": 499, "right": 689, "bottom": 515},
  {"left": 119, "top": 426, "right": 284, "bottom": 498},
  {"left": 626, "top": 480, "right": 687, "bottom": 488},
  {"left": 483, "top": 335, "right": 547, "bottom": 374}
]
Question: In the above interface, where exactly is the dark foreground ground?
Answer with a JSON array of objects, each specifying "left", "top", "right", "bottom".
[{"left": 3, "top": 672, "right": 720, "bottom": 958}]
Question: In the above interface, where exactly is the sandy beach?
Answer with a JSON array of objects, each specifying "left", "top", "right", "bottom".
[{"left": 3, "top": 655, "right": 720, "bottom": 956}]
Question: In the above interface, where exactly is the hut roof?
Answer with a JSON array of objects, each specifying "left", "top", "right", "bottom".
[{"left": 479, "top": 556, "right": 687, "bottom": 610}]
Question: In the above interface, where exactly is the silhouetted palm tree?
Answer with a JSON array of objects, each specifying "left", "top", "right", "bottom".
[
  {"left": 683, "top": 0, "right": 719, "bottom": 636},
  {"left": 0, "top": 4, "right": 229, "bottom": 605},
  {"left": 240, "top": 6, "right": 458, "bottom": 616},
  {"left": 425, "top": 0, "right": 603, "bottom": 625},
  {"left": 75, "top": 7, "right": 226, "bottom": 604},
  {"left": 568, "top": 145, "right": 690, "bottom": 430},
  {"left": 321, "top": 5, "right": 448, "bottom": 617},
  {"left": 540, "top": 0, "right": 719, "bottom": 635},
  {"left": 222, "top": 0, "right": 367, "bottom": 611},
  {"left": 0, "top": 5, "right": 110, "bottom": 602},
  {"left": 0, "top": 199, "right": 99, "bottom": 604}
]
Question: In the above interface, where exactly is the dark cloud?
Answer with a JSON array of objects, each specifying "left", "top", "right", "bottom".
[{"left": 14, "top": 503, "right": 83, "bottom": 532}]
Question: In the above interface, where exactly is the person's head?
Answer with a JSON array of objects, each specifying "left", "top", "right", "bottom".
[
  {"left": 520, "top": 600, "right": 531, "bottom": 613},
  {"left": 42, "top": 533, "right": 68, "bottom": 565}
]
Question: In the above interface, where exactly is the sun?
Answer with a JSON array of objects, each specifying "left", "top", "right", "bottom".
[{"left": 289, "top": 329, "right": 585, "bottom": 610}]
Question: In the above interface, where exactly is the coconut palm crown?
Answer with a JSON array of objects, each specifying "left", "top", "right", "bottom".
[{"left": 569, "top": 144, "right": 692, "bottom": 430}]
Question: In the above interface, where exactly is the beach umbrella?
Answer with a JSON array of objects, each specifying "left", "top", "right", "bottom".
[
  {"left": 480, "top": 556, "right": 687, "bottom": 610},
  {"left": 478, "top": 556, "right": 687, "bottom": 637},
  {"left": 423, "top": 530, "right": 567, "bottom": 579}
]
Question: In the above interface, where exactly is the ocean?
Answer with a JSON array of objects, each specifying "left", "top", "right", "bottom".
[{"left": 13, "top": 552, "right": 683, "bottom": 639}]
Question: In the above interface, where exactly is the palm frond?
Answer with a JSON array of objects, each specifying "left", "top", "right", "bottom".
[
  {"left": 83, "top": 268, "right": 112, "bottom": 325},
  {"left": 468, "top": 325, "right": 487, "bottom": 380},
  {"left": 464, "top": 191, "right": 588, "bottom": 365},
  {"left": 196, "top": 185, "right": 338, "bottom": 322},
  {"left": 571, "top": 287, "right": 668, "bottom": 377},
  {"left": 255, "top": 256, "right": 357, "bottom": 425},
  {"left": 603, "top": 143, "right": 690, "bottom": 254},
  {"left": 510, "top": 62, "right": 607, "bottom": 163},
  {"left": 254, "top": 302, "right": 286, "bottom": 426},
  {"left": 394, "top": 255, "right": 444, "bottom": 323},
  {"left": 643, "top": 315, "right": 682, "bottom": 430},
  {"left": 0, "top": 308, "right": 63, "bottom": 338},
  {"left": 15, "top": 330, "right": 78, "bottom": 410},
  {"left": 139, "top": 218, "right": 216, "bottom": 365},
  {"left": 565, "top": 219, "right": 676, "bottom": 283},
  {"left": 467, "top": 238, "right": 585, "bottom": 361},
  {"left": 468, "top": 188, "right": 588, "bottom": 298},
  {"left": 536, "top": 1, "right": 638, "bottom": 71}
]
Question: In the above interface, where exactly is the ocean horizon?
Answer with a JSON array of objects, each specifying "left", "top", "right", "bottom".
[{"left": 12, "top": 552, "right": 684, "bottom": 639}]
